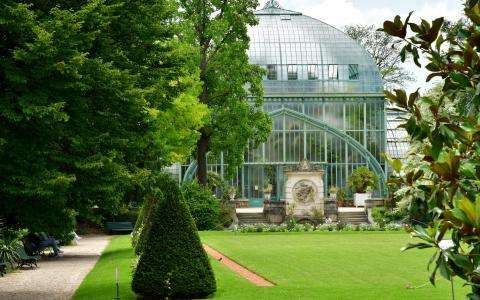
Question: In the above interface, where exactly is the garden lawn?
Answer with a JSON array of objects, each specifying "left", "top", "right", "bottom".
[{"left": 73, "top": 232, "right": 467, "bottom": 300}]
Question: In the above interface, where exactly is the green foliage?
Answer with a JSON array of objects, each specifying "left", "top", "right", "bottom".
[
  {"left": 372, "top": 207, "right": 406, "bottom": 227},
  {"left": 347, "top": 167, "right": 379, "bottom": 193},
  {"left": 0, "top": 1, "right": 205, "bottom": 237},
  {"left": 132, "top": 191, "right": 163, "bottom": 256},
  {"left": 381, "top": 3, "right": 480, "bottom": 297},
  {"left": 234, "top": 222, "right": 403, "bottom": 233},
  {"left": 131, "top": 176, "right": 216, "bottom": 298},
  {"left": 0, "top": 229, "right": 24, "bottom": 268},
  {"left": 181, "top": 180, "right": 220, "bottom": 231},
  {"left": 206, "top": 172, "right": 235, "bottom": 227},
  {"left": 180, "top": 0, "right": 272, "bottom": 184}
]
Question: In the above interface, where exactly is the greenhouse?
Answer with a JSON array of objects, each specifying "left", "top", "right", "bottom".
[{"left": 181, "top": 0, "right": 389, "bottom": 207}]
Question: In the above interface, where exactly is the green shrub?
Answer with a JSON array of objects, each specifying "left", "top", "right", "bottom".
[
  {"left": 132, "top": 190, "right": 163, "bottom": 255},
  {"left": 131, "top": 176, "right": 216, "bottom": 299},
  {"left": 372, "top": 206, "right": 407, "bottom": 227},
  {"left": 181, "top": 181, "right": 221, "bottom": 231},
  {"left": 0, "top": 229, "right": 25, "bottom": 269},
  {"left": 234, "top": 222, "right": 403, "bottom": 233},
  {"left": 347, "top": 166, "right": 378, "bottom": 193},
  {"left": 372, "top": 207, "right": 388, "bottom": 227}
]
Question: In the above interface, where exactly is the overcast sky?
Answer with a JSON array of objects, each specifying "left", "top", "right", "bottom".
[{"left": 258, "top": 0, "right": 465, "bottom": 92}]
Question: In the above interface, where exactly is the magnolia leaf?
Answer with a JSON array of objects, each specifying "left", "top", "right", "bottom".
[
  {"left": 401, "top": 242, "right": 434, "bottom": 251},
  {"left": 450, "top": 72, "right": 471, "bottom": 88},
  {"left": 460, "top": 198, "right": 477, "bottom": 225}
]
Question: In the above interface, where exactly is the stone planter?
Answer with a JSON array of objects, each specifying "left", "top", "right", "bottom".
[
  {"left": 234, "top": 199, "right": 249, "bottom": 208},
  {"left": 263, "top": 200, "right": 286, "bottom": 224},
  {"left": 324, "top": 198, "right": 338, "bottom": 222},
  {"left": 354, "top": 192, "right": 371, "bottom": 207}
]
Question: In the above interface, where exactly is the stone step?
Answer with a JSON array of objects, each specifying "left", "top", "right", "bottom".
[
  {"left": 238, "top": 221, "right": 269, "bottom": 224},
  {"left": 338, "top": 211, "right": 369, "bottom": 224},
  {"left": 237, "top": 212, "right": 269, "bottom": 225}
]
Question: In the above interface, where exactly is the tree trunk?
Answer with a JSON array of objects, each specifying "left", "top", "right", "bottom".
[{"left": 196, "top": 133, "right": 208, "bottom": 186}]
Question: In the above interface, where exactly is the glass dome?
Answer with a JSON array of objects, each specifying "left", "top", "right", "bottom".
[
  {"left": 248, "top": 1, "right": 384, "bottom": 96},
  {"left": 180, "top": 1, "right": 389, "bottom": 206}
]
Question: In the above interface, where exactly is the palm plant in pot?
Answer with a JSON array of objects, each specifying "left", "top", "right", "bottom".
[{"left": 347, "top": 166, "right": 378, "bottom": 207}]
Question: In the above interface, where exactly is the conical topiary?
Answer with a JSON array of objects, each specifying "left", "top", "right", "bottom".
[
  {"left": 131, "top": 175, "right": 216, "bottom": 299},
  {"left": 132, "top": 189, "right": 163, "bottom": 255},
  {"left": 132, "top": 172, "right": 170, "bottom": 252}
]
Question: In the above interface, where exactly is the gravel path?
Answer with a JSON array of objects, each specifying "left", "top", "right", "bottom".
[{"left": 0, "top": 235, "right": 111, "bottom": 300}]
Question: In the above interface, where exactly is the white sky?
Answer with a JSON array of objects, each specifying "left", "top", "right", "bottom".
[{"left": 258, "top": 0, "right": 465, "bottom": 92}]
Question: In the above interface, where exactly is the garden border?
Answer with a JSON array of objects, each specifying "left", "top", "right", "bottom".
[{"left": 203, "top": 244, "right": 275, "bottom": 287}]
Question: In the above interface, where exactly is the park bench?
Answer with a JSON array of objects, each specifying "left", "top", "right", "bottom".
[
  {"left": 17, "top": 246, "right": 40, "bottom": 269},
  {"left": 0, "top": 262, "right": 6, "bottom": 277},
  {"left": 106, "top": 222, "right": 134, "bottom": 235}
]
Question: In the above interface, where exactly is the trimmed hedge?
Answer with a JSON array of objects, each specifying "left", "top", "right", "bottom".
[
  {"left": 131, "top": 175, "right": 216, "bottom": 298},
  {"left": 132, "top": 190, "right": 163, "bottom": 255},
  {"left": 181, "top": 181, "right": 220, "bottom": 230}
]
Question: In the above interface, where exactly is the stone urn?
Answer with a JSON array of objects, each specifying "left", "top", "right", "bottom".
[
  {"left": 354, "top": 192, "right": 372, "bottom": 207},
  {"left": 263, "top": 183, "right": 273, "bottom": 201}
]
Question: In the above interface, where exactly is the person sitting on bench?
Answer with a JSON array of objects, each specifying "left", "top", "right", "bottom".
[{"left": 26, "top": 232, "right": 62, "bottom": 257}]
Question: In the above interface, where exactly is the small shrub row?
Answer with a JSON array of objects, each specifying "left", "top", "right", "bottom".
[
  {"left": 233, "top": 222, "right": 404, "bottom": 233},
  {"left": 371, "top": 206, "right": 408, "bottom": 227}
]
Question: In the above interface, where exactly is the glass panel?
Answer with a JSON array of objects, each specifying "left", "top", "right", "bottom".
[
  {"left": 307, "top": 65, "right": 318, "bottom": 80},
  {"left": 267, "top": 64, "right": 277, "bottom": 80},
  {"left": 328, "top": 64, "right": 338, "bottom": 80},
  {"left": 287, "top": 65, "right": 298, "bottom": 80},
  {"left": 349, "top": 64, "right": 359, "bottom": 80}
]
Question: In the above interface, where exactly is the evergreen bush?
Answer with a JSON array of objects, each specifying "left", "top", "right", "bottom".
[
  {"left": 181, "top": 181, "right": 220, "bottom": 230},
  {"left": 132, "top": 190, "right": 163, "bottom": 255},
  {"left": 131, "top": 176, "right": 216, "bottom": 298}
]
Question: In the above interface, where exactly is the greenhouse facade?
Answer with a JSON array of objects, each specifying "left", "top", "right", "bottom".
[{"left": 181, "top": 1, "right": 388, "bottom": 207}]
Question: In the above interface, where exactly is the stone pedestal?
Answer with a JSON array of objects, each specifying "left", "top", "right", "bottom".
[
  {"left": 263, "top": 200, "right": 286, "bottom": 224},
  {"left": 284, "top": 170, "right": 324, "bottom": 219}
]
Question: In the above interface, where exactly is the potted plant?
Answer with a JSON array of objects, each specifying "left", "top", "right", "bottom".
[
  {"left": 263, "top": 180, "right": 273, "bottom": 201},
  {"left": 347, "top": 166, "right": 378, "bottom": 207},
  {"left": 329, "top": 186, "right": 339, "bottom": 199},
  {"left": 227, "top": 185, "right": 237, "bottom": 202},
  {"left": 336, "top": 188, "right": 346, "bottom": 207},
  {"left": 337, "top": 188, "right": 346, "bottom": 207}
]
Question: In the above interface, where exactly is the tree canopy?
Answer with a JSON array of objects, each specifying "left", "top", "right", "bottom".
[
  {"left": 180, "top": 0, "right": 272, "bottom": 185},
  {"left": 0, "top": 0, "right": 206, "bottom": 237}
]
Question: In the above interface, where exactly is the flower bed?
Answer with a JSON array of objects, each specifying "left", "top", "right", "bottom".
[{"left": 233, "top": 222, "right": 404, "bottom": 233}]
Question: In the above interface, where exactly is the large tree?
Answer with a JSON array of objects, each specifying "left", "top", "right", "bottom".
[
  {"left": 345, "top": 24, "right": 414, "bottom": 89},
  {"left": 0, "top": 0, "right": 206, "bottom": 238},
  {"left": 180, "top": 0, "right": 272, "bottom": 185}
]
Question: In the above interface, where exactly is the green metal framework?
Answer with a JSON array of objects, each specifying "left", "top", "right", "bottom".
[{"left": 183, "top": 107, "right": 386, "bottom": 203}]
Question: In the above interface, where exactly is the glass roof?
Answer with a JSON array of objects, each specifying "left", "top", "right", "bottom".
[{"left": 248, "top": 1, "right": 383, "bottom": 95}]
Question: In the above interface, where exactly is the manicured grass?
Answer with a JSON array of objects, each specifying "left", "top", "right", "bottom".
[
  {"left": 73, "top": 235, "right": 136, "bottom": 300},
  {"left": 74, "top": 232, "right": 467, "bottom": 299}
]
